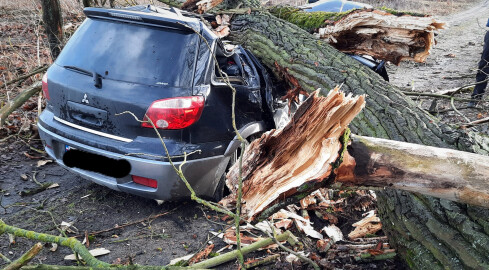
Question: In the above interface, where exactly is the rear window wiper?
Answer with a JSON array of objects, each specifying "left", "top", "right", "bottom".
[{"left": 64, "top": 65, "right": 103, "bottom": 88}]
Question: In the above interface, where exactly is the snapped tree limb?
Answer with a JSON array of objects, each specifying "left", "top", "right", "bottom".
[
  {"left": 225, "top": 87, "right": 366, "bottom": 221},
  {"left": 224, "top": 88, "right": 489, "bottom": 222},
  {"left": 271, "top": 7, "right": 445, "bottom": 64},
  {"left": 0, "top": 81, "right": 42, "bottom": 127}
]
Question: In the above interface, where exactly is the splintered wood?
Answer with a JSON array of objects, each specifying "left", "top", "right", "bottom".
[
  {"left": 225, "top": 88, "right": 365, "bottom": 222},
  {"left": 317, "top": 9, "right": 445, "bottom": 65}
]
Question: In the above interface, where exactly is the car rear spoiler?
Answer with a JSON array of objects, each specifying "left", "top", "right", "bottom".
[{"left": 83, "top": 6, "right": 201, "bottom": 33}]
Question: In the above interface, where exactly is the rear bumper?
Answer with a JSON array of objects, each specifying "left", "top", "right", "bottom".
[{"left": 38, "top": 121, "right": 229, "bottom": 201}]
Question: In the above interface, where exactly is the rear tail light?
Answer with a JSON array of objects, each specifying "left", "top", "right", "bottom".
[
  {"left": 132, "top": 175, "right": 158, "bottom": 188},
  {"left": 42, "top": 73, "right": 50, "bottom": 100},
  {"left": 142, "top": 96, "right": 204, "bottom": 129}
]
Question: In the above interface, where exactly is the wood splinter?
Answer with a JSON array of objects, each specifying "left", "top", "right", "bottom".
[{"left": 223, "top": 88, "right": 489, "bottom": 222}]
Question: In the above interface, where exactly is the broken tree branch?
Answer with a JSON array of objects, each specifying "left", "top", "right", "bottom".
[
  {"left": 271, "top": 7, "right": 444, "bottom": 64},
  {"left": 72, "top": 209, "right": 175, "bottom": 238},
  {"left": 0, "top": 81, "right": 42, "bottom": 127},
  {"left": 401, "top": 91, "right": 477, "bottom": 102},
  {"left": 191, "top": 231, "right": 292, "bottom": 269},
  {"left": 460, "top": 117, "right": 489, "bottom": 128},
  {"left": 244, "top": 254, "right": 280, "bottom": 268},
  {"left": 4, "top": 242, "right": 43, "bottom": 270},
  {"left": 0, "top": 66, "right": 47, "bottom": 88},
  {"left": 335, "top": 134, "right": 489, "bottom": 207},
  {"left": 0, "top": 220, "right": 110, "bottom": 268},
  {"left": 225, "top": 87, "right": 365, "bottom": 222},
  {"left": 224, "top": 88, "right": 489, "bottom": 223}
]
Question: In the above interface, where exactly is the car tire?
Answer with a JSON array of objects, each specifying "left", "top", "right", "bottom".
[
  {"left": 212, "top": 130, "right": 262, "bottom": 202},
  {"left": 212, "top": 146, "right": 238, "bottom": 202}
]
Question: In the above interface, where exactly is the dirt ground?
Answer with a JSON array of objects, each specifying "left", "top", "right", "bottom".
[
  {"left": 386, "top": 0, "right": 489, "bottom": 135},
  {"left": 1, "top": 0, "right": 488, "bottom": 269}
]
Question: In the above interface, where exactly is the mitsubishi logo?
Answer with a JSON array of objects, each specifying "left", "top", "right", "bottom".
[{"left": 81, "top": 94, "right": 89, "bottom": 104}]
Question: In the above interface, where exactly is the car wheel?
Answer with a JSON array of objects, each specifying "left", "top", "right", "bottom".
[
  {"left": 212, "top": 148, "right": 238, "bottom": 202},
  {"left": 212, "top": 131, "right": 264, "bottom": 202}
]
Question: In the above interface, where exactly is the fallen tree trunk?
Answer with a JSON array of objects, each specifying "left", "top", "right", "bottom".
[{"left": 226, "top": 11, "right": 489, "bottom": 269}]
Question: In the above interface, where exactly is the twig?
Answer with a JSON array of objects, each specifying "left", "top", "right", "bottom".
[
  {"left": 449, "top": 77, "right": 489, "bottom": 96},
  {"left": 354, "top": 250, "right": 397, "bottom": 261},
  {"left": 244, "top": 254, "right": 280, "bottom": 268},
  {"left": 191, "top": 231, "right": 292, "bottom": 268},
  {"left": 0, "top": 252, "right": 12, "bottom": 263},
  {"left": 73, "top": 209, "right": 176, "bottom": 238},
  {"left": 4, "top": 242, "right": 43, "bottom": 270},
  {"left": 117, "top": 111, "right": 236, "bottom": 218},
  {"left": 0, "top": 66, "right": 47, "bottom": 88},
  {"left": 266, "top": 222, "right": 320, "bottom": 270},
  {"left": 428, "top": 106, "right": 477, "bottom": 114},
  {"left": 459, "top": 116, "right": 489, "bottom": 128},
  {"left": 402, "top": 91, "right": 478, "bottom": 102},
  {"left": 450, "top": 97, "right": 470, "bottom": 123},
  {"left": 21, "top": 265, "right": 204, "bottom": 269}
]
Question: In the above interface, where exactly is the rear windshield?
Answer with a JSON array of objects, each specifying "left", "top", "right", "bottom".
[{"left": 56, "top": 18, "right": 198, "bottom": 87}]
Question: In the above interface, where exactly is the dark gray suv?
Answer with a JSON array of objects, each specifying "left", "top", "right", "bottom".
[{"left": 38, "top": 5, "right": 277, "bottom": 201}]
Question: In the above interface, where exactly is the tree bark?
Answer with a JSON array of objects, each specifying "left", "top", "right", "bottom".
[
  {"left": 40, "top": 0, "right": 63, "bottom": 60},
  {"left": 228, "top": 12, "right": 489, "bottom": 269},
  {"left": 338, "top": 135, "right": 489, "bottom": 207}
]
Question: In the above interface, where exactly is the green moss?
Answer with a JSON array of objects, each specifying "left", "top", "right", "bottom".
[
  {"left": 379, "top": 7, "right": 426, "bottom": 17},
  {"left": 209, "top": 252, "right": 220, "bottom": 257},
  {"left": 270, "top": 7, "right": 352, "bottom": 32}
]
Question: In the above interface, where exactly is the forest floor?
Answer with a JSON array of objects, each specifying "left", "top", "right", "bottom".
[
  {"left": 387, "top": 0, "right": 489, "bottom": 135},
  {"left": 0, "top": 0, "right": 487, "bottom": 269}
]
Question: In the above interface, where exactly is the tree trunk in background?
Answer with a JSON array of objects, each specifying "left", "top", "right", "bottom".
[
  {"left": 82, "top": 0, "right": 90, "bottom": 7},
  {"left": 229, "top": 12, "right": 489, "bottom": 268},
  {"left": 40, "top": 0, "right": 63, "bottom": 60}
]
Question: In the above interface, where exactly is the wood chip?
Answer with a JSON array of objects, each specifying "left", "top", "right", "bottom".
[
  {"left": 64, "top": 248, "right": 110, "bottom": 260},
  {"left": 322, "top": 225, "right": 344, "bottom": 243},
  {"left": 348, "top": 211, "right": 382, "bottom": 239},
  {"left": 37, "top": 159, "right": 52, "bottom": 167},
  {"left": 169, "top": 253, "right": 194, "bottom": 265},
  {"left": 47, "top": 183, "right": 59, "bottom": 189}
]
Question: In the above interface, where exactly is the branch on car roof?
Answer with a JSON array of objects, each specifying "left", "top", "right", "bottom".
[{"left": 0, "top": 81, "right": 42, "bottom": 127}]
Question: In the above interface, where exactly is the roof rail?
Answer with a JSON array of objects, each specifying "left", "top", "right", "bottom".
[{"left": 169, "top": 7, "right": 183, "bottom": 17}]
